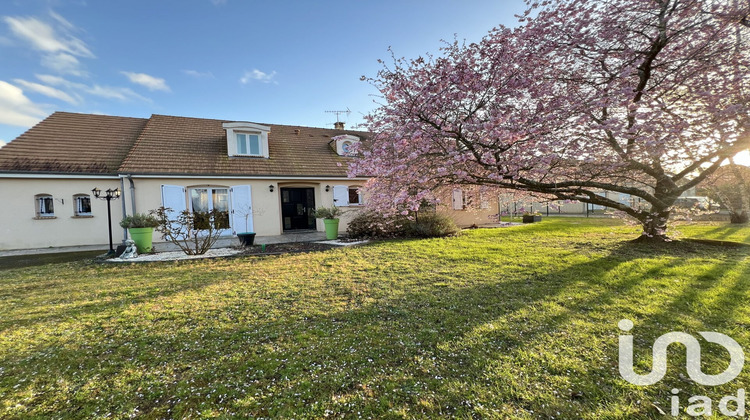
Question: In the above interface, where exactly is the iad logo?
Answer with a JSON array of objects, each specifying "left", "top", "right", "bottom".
[
  {"left": 618, "top": 319, "right": 746, "bottom": 417},
  {"left": 618, "top": 319, "right": 744, "bottom": 386}
]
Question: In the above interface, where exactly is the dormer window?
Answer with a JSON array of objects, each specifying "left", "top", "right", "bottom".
[
  {"left": 332, "top": 134, "right": 360, "bottom": 156},
  {"left": 223, "top": 122, "right": 270, "bottom": 158},
  {"left": 236, "top": 133, "right": 261, "bottom": 156}
]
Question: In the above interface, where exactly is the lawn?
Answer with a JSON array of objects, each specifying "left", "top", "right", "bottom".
[{"left": 1, "top": 218, "right": 750, "bottom": 419}]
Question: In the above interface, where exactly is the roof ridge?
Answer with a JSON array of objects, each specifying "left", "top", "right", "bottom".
[{"left": 148, "top": 113, "right": 369, "bottom": 133}]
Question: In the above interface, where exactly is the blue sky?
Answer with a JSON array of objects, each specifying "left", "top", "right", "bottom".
[{"left": 0, "top": 0, "right": 528, "bottom": 147}]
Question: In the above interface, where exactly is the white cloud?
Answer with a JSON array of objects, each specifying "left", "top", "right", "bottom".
[
  {"left": 41, "top": 52, "right": 87, "bottom": 77},
  {"left": 0, "top": 139, "right": 6, "bottom": 148},
  {"left": 3, "top": 13, "right": 93, "bottom": 76},
  {"left": 240, "top": 69, "right": 278, "bottom": 85},
  {"left": 3, "top": 16, "right": 93, "bottom": 57},
  {"left": 0, "top": 80, "right": 48, "bottom": 127},
  {"left": 13, "top": 78, "right": 79, "bottom": 104},
  {"left": 121, "top": 71, "right": 170, "bottom": 92},
  {"left": 182, "top": 69, "right": 214, "bottom": 78},
  {"left": 36, "top": 74, "right": 150, "bottom": 102}
]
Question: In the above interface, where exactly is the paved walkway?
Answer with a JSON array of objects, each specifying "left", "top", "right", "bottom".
[{"left": 0, "top": 231, "right": 328, "bottom": 257}]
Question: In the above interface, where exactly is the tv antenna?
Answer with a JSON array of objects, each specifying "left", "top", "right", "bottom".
[{"left": 325, "top": 107, "right": 351, "bottom": 123}]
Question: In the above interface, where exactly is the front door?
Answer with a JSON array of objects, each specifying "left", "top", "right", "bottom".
[{"left": 281, "top": 187, "right": 316, "bottom": 231}]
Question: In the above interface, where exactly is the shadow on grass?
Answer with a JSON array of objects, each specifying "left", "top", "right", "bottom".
[
  {"left": 0, "top": 250, "right": 105, "bottom": 270},
  {"left": 1, "top": 239, "right": 748, "bottom": 418}
]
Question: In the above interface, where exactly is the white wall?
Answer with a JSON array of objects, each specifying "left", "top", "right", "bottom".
[
  {"left": 0, "top": 176, "right": 362, "bottom": 250},
  {"left": 122, "top": 177, "right": 364, "bottom": 242},
  {"left": 0, "top": 177, "right": 124, "bottom": 250}
]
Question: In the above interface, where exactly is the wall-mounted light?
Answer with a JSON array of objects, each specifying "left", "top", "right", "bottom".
[
  {"left": 269, "top": 185, "right": 275, "bottom": 193},
  {"left": 325, "top": 185, "right": 330, "bottom": 192}
]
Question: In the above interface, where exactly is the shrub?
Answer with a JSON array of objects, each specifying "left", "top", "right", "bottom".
[
  {"left": 151, "top": 207, "right": 224, "bottom": 255},
  {"left": 346, "top": 210, "right": 407, "bottom": 238},
  {"left": 406, "top": 212, "right": 459, "bottom": 238},
  {"left": 119, "top": 212, "right": 160, "bottom": 229},
  {"left": 314, "top": 206, "right": 343, "bottom": 219},
  {"left": 347, "top": 210, "right": 458, "bottom": 239}
]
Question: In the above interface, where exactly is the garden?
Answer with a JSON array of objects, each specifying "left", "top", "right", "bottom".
[{"left": 1, "top": 218, "right": 749, "bottom": 418}]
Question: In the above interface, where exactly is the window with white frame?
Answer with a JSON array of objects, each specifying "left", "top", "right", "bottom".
[
  {"left": 189, "top": 187, "right": 230, "bottom": 230},
  {"left": 223, "top": 122, "right": 270, "bottom": 158},
  {"left": 333, "top": 185, "right": 363, "bottom": 206},
  {"left": 35, "top": 194, "right": 55, "bottom": 217},
  {"left": 74, "top": 194, "right": 92, "bottom": 216},
  {"left": 236, "top": 132, "right": 262, "bottom": 156},
  {"left": 333, "top": 135, "right": 360, "bottom": 156}
]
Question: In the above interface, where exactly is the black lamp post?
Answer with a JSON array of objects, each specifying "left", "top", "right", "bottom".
[{"left": 92, "top": 187, "right": 121, "bottom": 255}]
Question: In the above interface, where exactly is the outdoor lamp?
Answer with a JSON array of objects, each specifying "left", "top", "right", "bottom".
[
  {"left": 92, "top": 187, "right": 121, "bottom": 255},
  {"left": 269, "top": 185, "right": 275, "bottom": 193},
  {"left": 325, "top": 185, "right": 330, "bottom": 192}
]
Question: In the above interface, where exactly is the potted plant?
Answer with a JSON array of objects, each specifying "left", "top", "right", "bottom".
[
  {"left": 119, "top": 212, "right": 159, "bottom": 253},
  {"left": 522, "top": 212, "right": 542, "bottom": 223},
  {"left": 234, "top": 205, "right": 256, "bottom": 247},
  {"left": 314, "top": 206, "right": 343, "bottom": 240}
]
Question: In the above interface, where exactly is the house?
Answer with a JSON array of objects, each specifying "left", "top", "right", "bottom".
[{"left": 0, "top": 112, "right": 371, "bottom": 250}]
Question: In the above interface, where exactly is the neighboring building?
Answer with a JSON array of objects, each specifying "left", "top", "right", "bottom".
[{"left": 0, "top": 112, "right": 369, "bottom": 250}]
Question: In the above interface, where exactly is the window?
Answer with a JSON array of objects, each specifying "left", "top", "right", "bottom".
[
  {"left": 190, "top": 187, "right": 230, "bottom": 230},
  {"left": 74, "top": 194, "right": 92, "bottom": 216},
  {"left": 35, "top": 194, "right": 55, "bottom": 217},
  {"left": 333, "top": 135, "right": 360, "bottom": 156},
  {"left": 341, "top": 141, "right": 354, "bottom": 156},
  {"left": 452, "top": 188, "right": 465, "bottom": 210},
  {"left": 236, "top": 133, "right": 262, "bottom": 156},
  {"left": 223, "top": 122, "right": 270, "bottom": 158},
  {"left": 348, "top": 187, "right": 362, "bottom": 205}
]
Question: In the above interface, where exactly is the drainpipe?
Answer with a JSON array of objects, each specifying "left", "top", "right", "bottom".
[
  {"left": 127, "top": 174, "right": 136, "bottom": 215},
  {"left": 119, "top": 175, "right": 129, "bottom": 243}
]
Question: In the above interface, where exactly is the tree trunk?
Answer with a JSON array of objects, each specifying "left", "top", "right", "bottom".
[
  {"left": 730, "top": 211, "right": 749, "bottom": 224},
  {"left": 636, "top": 210, "right": 672, "bottom": 242}
]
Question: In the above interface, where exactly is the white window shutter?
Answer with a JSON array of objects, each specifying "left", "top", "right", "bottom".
[
  {"left": 452, "top": 188, "right": 464, "bottom": 210},
  {"left": 161, "top": 184, "right": 187, "bottom": 222},
  {"left": 333, "top": 185, "right": 349, "bottom": 206},
  {"left": 230, "top": 185, "right": 253, "bottom": 234}
]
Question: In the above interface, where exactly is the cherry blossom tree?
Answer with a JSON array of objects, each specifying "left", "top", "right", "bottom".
[{"left": 352, "top": 0, "right": 750, "bottom": 241}]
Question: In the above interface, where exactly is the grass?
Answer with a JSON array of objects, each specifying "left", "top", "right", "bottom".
[{"left": 1, "top": 218, "right": 750, "bottom": 419}]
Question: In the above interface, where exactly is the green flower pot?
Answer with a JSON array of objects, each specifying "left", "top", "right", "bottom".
[
  {"left": 323, "top": 218, "right": 340, "bottom": 240},
  {"left": 128, "top": 227, "right": 155, "bottom": 253}
]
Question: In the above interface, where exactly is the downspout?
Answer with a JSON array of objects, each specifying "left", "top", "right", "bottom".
[
  {"left": 119, "top": 175, "right": 129, "bottom": 243},
  {"left": 127, "top": 174, "right": 136, "bottom": 215}
]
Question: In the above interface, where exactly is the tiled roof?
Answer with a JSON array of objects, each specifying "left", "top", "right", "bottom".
[
  {"left": 0, "top": 112, "right": 368, "bottom": 177},
  {"left": 119, "top": 114, "right": 364, "bottom": 177},
  {"left": 0, "top": 112, "right": 148, "bottom": 174}
]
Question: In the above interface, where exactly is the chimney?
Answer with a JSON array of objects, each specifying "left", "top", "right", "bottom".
[
  {"left": 294, "top": 129, "right": 301, "bottom": 135},
  {"left": 334, "top": 121, "right": 345, "bottom": 130}
]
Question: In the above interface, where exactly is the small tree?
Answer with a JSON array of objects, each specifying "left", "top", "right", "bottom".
[
  {"left": 151, "top": 207, "right": 224, "bottom": 255},
  {"left": 233, "top": 204, "right": 256, "bottom": 233}
]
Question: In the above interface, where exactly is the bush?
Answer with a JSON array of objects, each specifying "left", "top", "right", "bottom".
[
  {"left": 347, "top": 210, "right": 458, "bottom": 239},
  {"left": 406, "top": 212, "right": 459, "bottom": 238},
  {"left": 151, "top": 207, "right": 224, "bottom": 255},
  {"left": 314, "top": 206, "right": 343, "bottom": 219},
  {"left": 346, "top": 210, "right": 408, "bottom": 238},
  {"left": 119, "top": 212, "right": 160, "bottom": 229}
]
